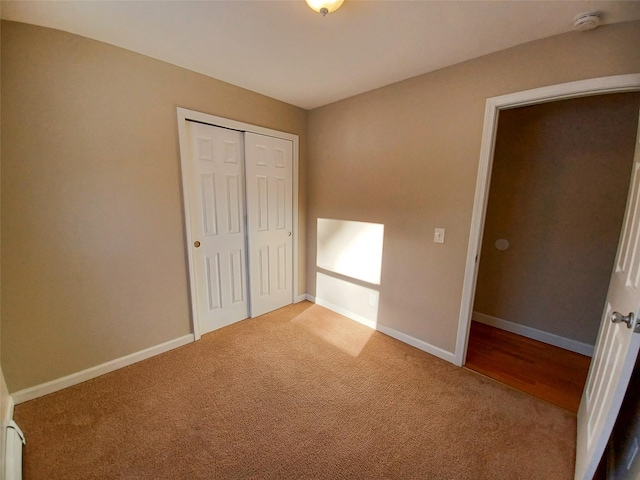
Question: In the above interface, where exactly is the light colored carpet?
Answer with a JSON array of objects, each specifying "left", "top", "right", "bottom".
[{"left": 14, "top": 302, "right": 575, "bottom": 479}]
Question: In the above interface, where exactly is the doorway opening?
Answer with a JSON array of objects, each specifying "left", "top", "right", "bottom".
[
  {"left": 464, "top": 92, "right": 640, "bottom": 412},
  {"left": 455, "top": 73, "right": 640, "bottom": 480}
]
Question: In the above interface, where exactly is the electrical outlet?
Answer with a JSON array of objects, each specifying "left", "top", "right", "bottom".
[
  {"left": 434, "top": 228, "right": 445, "bottom": 244},
  {"left": 369, "top": 294, "right": 377, "bottom": 307}
]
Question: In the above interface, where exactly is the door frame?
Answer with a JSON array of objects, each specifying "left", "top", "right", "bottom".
[
  {"left": 177, "top": 107, "right": 300, "bottom": 340},
  {"left": 454, "top": 73, "right": 640, "bottom": 367}
]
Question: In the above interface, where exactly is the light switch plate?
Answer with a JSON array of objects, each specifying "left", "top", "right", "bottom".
[{"left": 434, "top": 228, "right": 445, "bottom": 244}]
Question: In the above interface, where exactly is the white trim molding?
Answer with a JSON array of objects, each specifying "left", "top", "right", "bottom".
[
  {"left": 376, "top": 324, "right": 457, "bottom": 364},
  {"left": 473, "top": 311, "right": 594, "bottom": 357},
  {"left": 455, "top": 74, "right": 640, "bottom": 367},
  {"left": 309, "top": 295, "right": 456, "bottom": 364},
  {"left": 4, "top": 397, "right": 14, "bottom": 422},
  {"left": 314, "top": 297, "right": 378, "bottom": 330},
  {"left": 12, "top": 334, "right": 194, "bottom": 404}
]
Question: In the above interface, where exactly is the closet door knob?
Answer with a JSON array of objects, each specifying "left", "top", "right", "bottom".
[{"left": 194, "top": 241, "right": 201, "bottom": 248}]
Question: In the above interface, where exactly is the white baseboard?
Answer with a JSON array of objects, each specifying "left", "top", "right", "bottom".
[
  {"left": 314, "top": 297, "right": 378, "bottom": 330},
  {"left": 305, "top": 293, "right": 315, "bottom": 303},
  {"left": 310, "top": 295, "right": 456, "bottom": 364},
  {"left": 376, "top": 324, "right": 456, "bottom": 364},
  {"left": 294, "top": 294, "right": 307, "bottom": 303},
  {"left": 472, "top": 311, "right": 594, "bottom": 357},
  {"left": 12, "top": 334, "right": 195, "bottom": 404}
]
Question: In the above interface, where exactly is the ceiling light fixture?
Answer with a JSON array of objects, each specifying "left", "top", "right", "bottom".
[{"left": 305, "top": 0, "right": 344, "bottom": 17}]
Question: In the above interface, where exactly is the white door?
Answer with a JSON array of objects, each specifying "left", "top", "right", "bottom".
[
  {"left": 244, "top": 132, "right": 294, "bottom": 317},
  {"left": 183, "top": 121, "right": 249, "bottom": 334},
  {"left": 575, "top": 112, "right": 640, "bottom": 480}
]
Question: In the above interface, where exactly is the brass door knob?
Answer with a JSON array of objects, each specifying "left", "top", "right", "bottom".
[{"left": 194, "top": 241, "right": 201, "bottom": 248}]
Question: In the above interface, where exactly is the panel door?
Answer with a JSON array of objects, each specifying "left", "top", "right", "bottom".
[
  {"left": 244, "top": 132, "right": 294, "bottom": 317},
  {"left": 185, "top": 121, "right": 249, "bottom": 334},
  {"left": 575, "top": 112, "right": 640, "bottom": 480}
]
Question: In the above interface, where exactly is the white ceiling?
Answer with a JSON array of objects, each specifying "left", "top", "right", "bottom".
[{"left": 2, "top": 1, "right": 640, "bottom": 110}]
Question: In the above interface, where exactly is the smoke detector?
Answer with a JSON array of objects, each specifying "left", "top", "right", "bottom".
[{"left": 574, "top": 12, "right": 601, "bottom": 31}]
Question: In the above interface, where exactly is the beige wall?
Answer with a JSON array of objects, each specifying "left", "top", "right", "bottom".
[
  {"left": 307, "top": 21, "right": 640, "bottom": 354},
  {"left": 475, "top": 94, "right": 640, "bottom": 346},
  {"left": 3, "top": 19, "right": 640, "bottom": 394},
  {"left": 1, "top": 21, "right": 308, "bottom": 392}
]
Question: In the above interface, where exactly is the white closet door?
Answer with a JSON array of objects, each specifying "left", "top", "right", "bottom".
[
  {"left": 244, "top": 132, "right": 294, "bottom": 317},
  {"left": 184, "top": 121, "right": 249, "bottom": 334}
]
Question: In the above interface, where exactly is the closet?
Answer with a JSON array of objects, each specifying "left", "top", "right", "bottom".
[{"left": 178, "top": 110, "right": 296, "bottom": 336}]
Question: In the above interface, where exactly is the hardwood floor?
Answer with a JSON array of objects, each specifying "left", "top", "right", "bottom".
[{"left": 464, "top": 321, "right": 591, "bottom": 413}]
